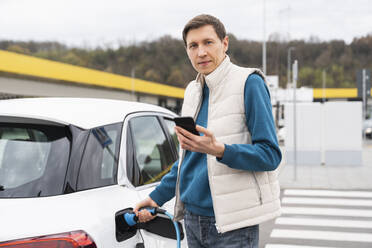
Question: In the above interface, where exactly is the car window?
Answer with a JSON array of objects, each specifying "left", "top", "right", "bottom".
[
  {"left": 77, "top": 123, "right": 122, "bottom": 191},
  {"left": 0, "top": 123, "right": 71, "bottom": 198},
  {"left": 129, "top": 116, "right": 176, "bottom": 186},
  {"left": 163, "top": 118, "right": 180, "bottom": 154}
]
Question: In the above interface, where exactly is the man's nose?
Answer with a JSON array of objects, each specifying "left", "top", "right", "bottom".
[{"left": 198, "top": 46, "right": 207, "bottom": 57}]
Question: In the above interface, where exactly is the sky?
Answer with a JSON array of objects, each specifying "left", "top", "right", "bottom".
[{"left": 0, "top": 0, "right": 371, "bottom": 48}]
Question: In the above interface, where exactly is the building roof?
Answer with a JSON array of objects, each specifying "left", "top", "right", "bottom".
[
  {"left": 313, "top": 88, "right": 359, "bottom": 98},
  {"left": 0, "top": 50, "right": 185, "bottom": 99}
]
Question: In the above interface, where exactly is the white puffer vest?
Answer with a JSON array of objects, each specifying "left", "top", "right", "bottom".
[{"left": 173, "top": 56, "right": 281, "bottom": 233}]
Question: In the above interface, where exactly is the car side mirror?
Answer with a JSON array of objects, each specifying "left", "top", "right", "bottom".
[{"left": 115, "top": 208, "right": 184, "bottom": 242}]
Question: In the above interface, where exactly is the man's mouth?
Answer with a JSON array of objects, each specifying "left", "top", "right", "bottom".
[{"left": 198, "top": 61, "right": 211, "bottom": 66}]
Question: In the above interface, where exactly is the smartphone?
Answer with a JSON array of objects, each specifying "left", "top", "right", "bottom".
[{"left": 173, "top": 117, "right": 199, "bottom": 136}]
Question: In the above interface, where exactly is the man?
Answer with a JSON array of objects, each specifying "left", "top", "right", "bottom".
[{"left": 135, "top": 14, "right": 282, "bottom": 248}]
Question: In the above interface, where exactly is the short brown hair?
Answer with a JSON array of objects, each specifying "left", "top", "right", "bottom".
[{"left": 182, "top": 14, "right": 226, "bottom": 46}]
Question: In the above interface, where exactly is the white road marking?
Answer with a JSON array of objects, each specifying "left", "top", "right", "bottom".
[
  {"left": 270, "top": 229, "right": 372, "bottom": 242},
  {"left": 282, "top": 197, "right": 372, "bottom": 206},
  {"left": 284, "top": 189, "right": 372, "bottom": 198},
  {"left": 281, "top": 207, "right": 372, "bottom": 217},
  {"left": 266, "top": 190, "right": 372, "bottom": 247},
  {"left": 275, "top": 217, "right": 372, "bottom": 229},
  {"left": 265, "top": 245, "right": 338, "bottom": 248}
]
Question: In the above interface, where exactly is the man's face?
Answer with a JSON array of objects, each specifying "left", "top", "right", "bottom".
[{"left": 185, "top": 25, "right": 228, "bottom": 75}]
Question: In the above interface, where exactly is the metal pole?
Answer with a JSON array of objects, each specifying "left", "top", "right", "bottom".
[
  {"left": 363, "top": 69, "right": 366, "bottom": 140},
  {"left": 287, "top": 5, "right": 291, "bottom": 40},
  {"left": 322, "top": 70, "right": 326, "bottom": 102},
  {"left": 292, "top": 60, "right": 298, "bottom": 181},
  {"left": 131, "top": 67, "right": 136, "bottom": 101},
  {"left": 367, "top": 72, "right": 371, "bottom": 119},
  {"left": 262, "top": 0, "right": 267, "bottom": 74},
  {"left": 321, "top": 69, "right": 326, "bottom": 165},
  {"left": 287, "top": 47, "right": 294, "bottom": 88}
]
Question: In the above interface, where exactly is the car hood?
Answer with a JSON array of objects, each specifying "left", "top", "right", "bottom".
[{"left": 0, "top": 185, "right": 139, "bottom": 245}]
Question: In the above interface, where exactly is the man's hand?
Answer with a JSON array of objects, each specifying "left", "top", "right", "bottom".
[
  {"left": 134, "top": 197, "right": 159, "bottom": 223},
  {"left": 175, "top": 125, "right": 225, "bottom": 158}
]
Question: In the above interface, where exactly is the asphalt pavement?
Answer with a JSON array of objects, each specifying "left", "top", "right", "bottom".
[{"left": 259, "top": 140, "right": 372, "bottom": 248}]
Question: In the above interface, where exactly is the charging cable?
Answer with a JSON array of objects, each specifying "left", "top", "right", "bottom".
[{"left": 123, "top": 207, "right": 181, "bottom": 248}]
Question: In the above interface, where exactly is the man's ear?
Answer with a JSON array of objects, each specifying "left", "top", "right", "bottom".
[{"left": 223, "top": 36, "right": 229, "bottom": 53}]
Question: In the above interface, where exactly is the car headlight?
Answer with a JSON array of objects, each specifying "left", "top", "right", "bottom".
[{"left": 365, "top": 127, "right": 372, "bottom": 134}]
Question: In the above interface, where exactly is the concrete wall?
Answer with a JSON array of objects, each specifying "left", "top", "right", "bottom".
[{"left": 285, "top": 101, "right": 362, "bottom": 166}]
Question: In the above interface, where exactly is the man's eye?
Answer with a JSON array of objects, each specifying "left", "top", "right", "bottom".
[
  {"left": 206, "top": 41, "right": 213, "bottom": 45},
  {"left": 189, "top": 44, "right": 197, "bottom": 49}
]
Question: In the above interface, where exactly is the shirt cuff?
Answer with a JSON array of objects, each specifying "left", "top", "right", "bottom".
[
  {"left": 149, "top": 188, "right": 169, "bottom": 207},
  {"left": 216, "top": 144, "right": 235, "bottom": 166}
]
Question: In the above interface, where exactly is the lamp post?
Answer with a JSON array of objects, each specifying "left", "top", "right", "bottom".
[
  {"left": 131, "top": 67, "right": 136, "bottom": 101},
  {"left": 322, "top": 70, "right": 327, "bottom": 102},
  {"left": 321, "top": 69, "right": 326, "bottom": 166},
  {"left": 363, "top": 69, "right": 367, "bottom": 140},
  {"left": 287, "top": 47, "right": 295, "bottom": 88},
  {"left": 262, "top": 0, "right": 267, "bottom": 74},
  {"left": 292, "top": 60, "right": 298, "bottom": 181}
]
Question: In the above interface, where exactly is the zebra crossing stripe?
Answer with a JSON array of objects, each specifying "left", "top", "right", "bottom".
[
  {"left": 281, "top": 207, "right": 372, "bottom": 217},
  {"left": 275, "top": 217, "right": 372, "bottom": 229},
  {"left": 266, "top": 189, "right": 372, "bottom": 247},
  {"left": 265, "top": 245, "right": 338, "bottom": 248},
  {"left": 270, "top": 229, "right": 372, "bottom": 242},
  {"left": 284, "top": 189, "right": 372, "bottom": 198},
  {"left": 282, "top": 197, "right": 372, "bottom": 207}
]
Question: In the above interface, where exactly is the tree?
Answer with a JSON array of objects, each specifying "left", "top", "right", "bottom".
[
  {"left": 2, "top": 34, "right": 372, "bottom": 89},
  {"left": 6, "top": 44, "right": 30, "bottom": 54},
  {"left": 144, "top": 69, "right": 161, "bottom": 82}
]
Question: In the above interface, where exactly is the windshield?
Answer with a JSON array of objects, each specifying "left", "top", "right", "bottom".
[{"left": 0, "top": 122, "right": 71, "bottom": 198}]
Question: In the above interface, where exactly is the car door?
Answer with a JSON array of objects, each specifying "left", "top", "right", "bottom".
[
  {"left": 124, "top": 112, "right": 182, "bottom": 247},
  {"left": 74, "top": 123, "right": 143, "bottom": 248}
]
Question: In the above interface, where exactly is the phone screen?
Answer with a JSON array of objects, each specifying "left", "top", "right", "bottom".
[{"left": 173, "top": 117, "right": 199, "bottom": 136}]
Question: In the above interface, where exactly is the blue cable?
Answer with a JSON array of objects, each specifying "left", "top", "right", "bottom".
[{"left": 163, "top": 211, "right": 181, "bottom": 248}]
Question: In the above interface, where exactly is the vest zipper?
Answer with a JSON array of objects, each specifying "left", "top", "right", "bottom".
[
  {"left": 174, "top": 84, "right": 203, "bottom": 219},
  {"left": 205, "top": 84, "right": 222, "bottom": 233},
  {"left": 193, "top": 86, "right": 203, "bottom": 119},
  {"left": 176, "top": 85, "right": 202, "bottom": 189},
  {"left": 253, "top": 172, "right": 263, "bottom": 204},
  {"left": 174, "top": 150, "right": 186, "bottom": 215}
]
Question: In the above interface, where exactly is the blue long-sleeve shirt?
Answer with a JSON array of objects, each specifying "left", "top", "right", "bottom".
[{"left": 150, "top": 73, "right": 282, "bottom": 216}]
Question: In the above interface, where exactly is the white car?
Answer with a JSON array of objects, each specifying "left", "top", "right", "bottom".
[{"left": 0, "top": 98, "right": 185, "bottom": 248}]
